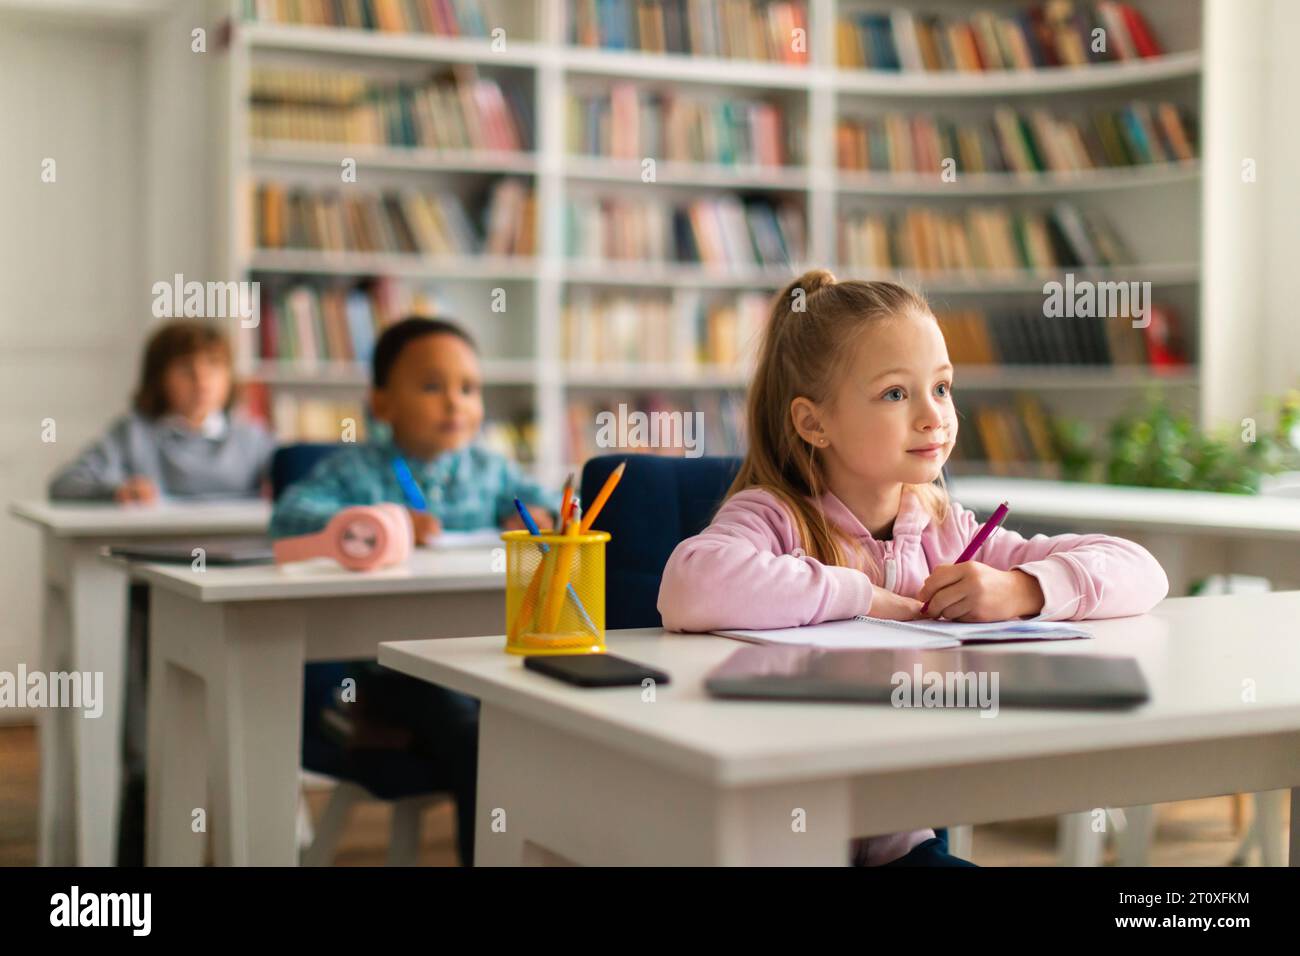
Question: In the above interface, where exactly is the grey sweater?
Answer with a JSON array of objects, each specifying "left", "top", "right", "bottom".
[{"left": 48, "top": 412, "right": 277, "bottom": 501}]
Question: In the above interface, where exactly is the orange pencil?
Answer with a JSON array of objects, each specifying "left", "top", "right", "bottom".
[
  {"left": 557, "top": 473, "right": 573, "bottom": 530},
  {"left": 540, "top": 511, "right": 581, "bottom": 633},
  {"left": 580, "top": 461, "right": 626, "bottom": 533}
]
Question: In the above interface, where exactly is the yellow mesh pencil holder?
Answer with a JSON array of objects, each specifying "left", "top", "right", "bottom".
[{"left": 502, "top": 529, "right": 609, "bottom": 656}]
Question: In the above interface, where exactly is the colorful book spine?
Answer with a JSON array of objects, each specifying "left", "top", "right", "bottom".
[
  {"left": 566, "top": 195, "right": 803, "bottom": 267},
  {"left": 568, "top": 84, "right": 795, "bottom": 166},
  {"left": 838, "top": 2, "right": 1165, "bottom": 72},
  {"left": 570, "top": 0, "right": 809, "bottom": 64},
  {"left": 252, "top": 179, "right": 536, "bottom": 256},
  {"left": 837, "top": 101, "right": 1196, "bottom": 173}
]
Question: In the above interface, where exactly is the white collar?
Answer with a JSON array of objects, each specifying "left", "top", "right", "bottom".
[{"left": 160, "top": 410, "right": 228, "bottom": 439}]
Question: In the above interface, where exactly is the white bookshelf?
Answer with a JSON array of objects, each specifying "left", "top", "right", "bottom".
[{"left": 217, "top": 0, "right": 1205, "bottom": 484}]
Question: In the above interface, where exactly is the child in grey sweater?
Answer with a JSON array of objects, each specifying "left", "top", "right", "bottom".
[{"left": 49, "top": 320, "right": 275, "bottom": 501}]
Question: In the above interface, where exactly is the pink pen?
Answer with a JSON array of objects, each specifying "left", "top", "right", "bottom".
[{"left": 920, "top": 500, "right": 1010, "bottom": 615}]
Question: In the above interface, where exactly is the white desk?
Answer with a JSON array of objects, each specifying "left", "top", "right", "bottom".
[
  {"left": 8, "top": 498, "right": 270, "bottom": 867},
  {"left": 137, "top": 548, "right": 504, "bottom": 866},
  {"left": 379, "top": 592, "right": 1300, "bottom": 866},
  {"left": 951, "top": 477, "right": 1300, "bottom": 594}
]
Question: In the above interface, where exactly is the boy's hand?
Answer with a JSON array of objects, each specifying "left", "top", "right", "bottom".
[
  {"left": 869, "top": 584, "right": 923, "bottom": 621},
  {"left": 408, "top": 509, "right": 442, "bottom": 545},
  {"left": 501, "top": 505, "right": 555, "bottom": 531},
  {"left": 114, "top": 476, "right": 158, "bottom": 505},
  {"left": 918, "top": 563, "right": 1045, "bottom": 622}
]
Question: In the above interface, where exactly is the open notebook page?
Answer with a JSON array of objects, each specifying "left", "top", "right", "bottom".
[{"left": 713, "top": 615, "right": 1090, "bottom": 650}]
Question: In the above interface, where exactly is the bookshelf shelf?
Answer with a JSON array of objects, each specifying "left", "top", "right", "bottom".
[
  {"left": 562, "top": 260, "right": 798, "bottom": 290},
  {"left": 834, "top": 50, "right": 1202, "bottom": 97},
  {"left": 222, "top": 1, "right": 1205, "bottom": 484},
  {"left": 243, "top": 359, "right": 538, "bottom": 387},
  {"left": 834, "top": 264, "right": 1200, "bottom": 294},
  {"left": 240, "top": 21, "right": 546, "bottom": 68},
  {"left": 560, "top": 45, "right": 812, "bottom": 89},
  {"left": 953, "top": 365, "right": 1198, "bottom": 391},
  {"left": 249, "top": 141, "right": 540, "bottom": 176},
  {"left": 564, "top": 156, "right": 809, "bottom": 191},
  {"left": 247, "top": 250, "right": 539, "bottom": 281},
  {"left": 835, "top": 161, "right": 1201, "bottom": 197},
  {"left": 563, "top": 363, "right": 750, "bottom": 389}
]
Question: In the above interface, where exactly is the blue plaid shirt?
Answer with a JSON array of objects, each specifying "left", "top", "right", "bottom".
[{"left": 269, "top": 439, "right": 560, "bottom": 539}]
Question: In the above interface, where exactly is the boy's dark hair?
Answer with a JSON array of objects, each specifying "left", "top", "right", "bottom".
[
  {"left": 371, "top": 316, "right": 478, "bottom": 388},
  {"left": 134, "top": 320, "right": 234, "bottom": 418}
]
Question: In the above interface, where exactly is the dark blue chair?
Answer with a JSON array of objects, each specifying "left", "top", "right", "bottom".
[
  {"left": 270, "top": 443, "right": 340, "bottom": 500},
  {"left": 579, "top": 454, "right": 742, "bottom": 630},
  {"left": 578, "top": 453, "right": 953, "bottom": 854},
  {"left": 272, "top": 443, "right": 454, "bottom": 864}
]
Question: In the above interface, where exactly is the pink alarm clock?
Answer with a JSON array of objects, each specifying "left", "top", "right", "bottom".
[{"left": 273, "top": 504, "right": 413, "bottom": 571}]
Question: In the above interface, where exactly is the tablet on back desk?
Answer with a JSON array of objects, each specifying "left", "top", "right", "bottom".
[
  {"left": 705, "top": 645, "right": 1150, "bottom": 709},
  {"left": 105, "top": 538, "right": 274, "bottom": 566}
]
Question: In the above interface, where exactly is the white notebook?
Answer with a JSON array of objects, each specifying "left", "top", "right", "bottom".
[
  {"left": 713, "top": 615, "right": 1091, "bottom": 650},
  {"left": 427, "top": 529, "right": 505, "bottom": 550}
]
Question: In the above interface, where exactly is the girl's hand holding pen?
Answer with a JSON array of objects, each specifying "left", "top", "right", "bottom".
[{"left": 917, "top": 563, "right": 1045, "bottom": 622}]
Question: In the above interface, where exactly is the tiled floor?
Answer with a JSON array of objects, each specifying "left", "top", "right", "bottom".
[{"left": 0, "top": 723, "right": 1285, "bottom": 866}]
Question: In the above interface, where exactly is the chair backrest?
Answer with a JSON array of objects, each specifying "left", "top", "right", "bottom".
[
  {"left": 579, "top": 454, "right": 741, "bottom": 630},
  {"left": 271, "top": 443, "right": 340, "bottom": 500}
]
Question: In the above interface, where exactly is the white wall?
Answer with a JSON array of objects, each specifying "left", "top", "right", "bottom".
[
  {"left": 0, "top": 13, "right": 148, "bottom": 718},
  {"left": 1202, "top": 0, "right": 1300, "bottom": 429}
]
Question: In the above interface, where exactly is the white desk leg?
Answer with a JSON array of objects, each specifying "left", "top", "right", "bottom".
[
  {"left": 1290, "top": 787, "right": 1298, "bottom": 867},
  {"left": 1058, "top": 810, "right": 1105, "bottom": 866},
  {"left": 1256, "top": 789, "right": 1287, "bottom": 867},
  {"left": 476, "top": 703, "right": 851, "bottom": 866},
  {"left": 207, "top": 603, "right": 305, "bottom": 867},
  {"left": 37, "top": 579, "right": 74, "bottom": 866},
  {"left": 66, "top": 544, "right": 128, "bottom": 867},
  {"left": 146, "top": 589, "right": 208, "bottom": 866},
  {"left": 1115, "top": 805, "right": 1156, "bottom": 867}
]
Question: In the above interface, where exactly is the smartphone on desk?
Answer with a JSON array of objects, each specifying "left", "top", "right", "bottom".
[{"left": 523, "top": 654, "right": 670, "bottom": 688}]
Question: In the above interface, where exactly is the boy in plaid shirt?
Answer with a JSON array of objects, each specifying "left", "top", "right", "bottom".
[
  {"left": 271, "top": 318, "right": 558, "bottom": 538},
  {"left": 272, "top": 317, "right": 561, "bottom": 866}
]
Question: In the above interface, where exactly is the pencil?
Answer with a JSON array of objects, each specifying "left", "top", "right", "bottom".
[
  {"left": 540, "top": 512, "right": 581, "bottom": 633},
  {"left": 557, "top": 473, "right": 573, "bottom": 531},
  {"left": 580, "top": 460, "right": 626, "bottom": 533}
]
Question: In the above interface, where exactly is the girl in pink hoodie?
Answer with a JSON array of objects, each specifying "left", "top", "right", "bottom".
[{"left": 657, "top": 269, "right": 1169, "bottom": 866}]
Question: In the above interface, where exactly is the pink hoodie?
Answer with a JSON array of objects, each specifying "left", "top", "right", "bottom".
[{"left": 657, "top": 484, "right": 1170, "bottom": 863}]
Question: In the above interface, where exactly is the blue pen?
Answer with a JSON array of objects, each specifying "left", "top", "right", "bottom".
[
  {"left": 514, "top": 497, "right": 597, "bottom": 634},
  {"left": 392, "top": 456, "right": 429, "bottom": 511}
]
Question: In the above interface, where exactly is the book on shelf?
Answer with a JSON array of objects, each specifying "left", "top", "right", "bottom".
[
  {"left": 568, "top": 82, "right": 795, "bottom": 166},
  {"left": 252, "top": 178, "right": 535, "bottom": 256},
  {"left": 566, "top": 194, "right": 803, "bottom": 268},
  {"left": 241, "top": 277, "right": 453, "bottom": 365},
  {"left": 242, "top": 0, "right": 499, "bottom": 36},
  {"left": 838, "top": 202, "right": 1134, "bottom": 273},
  {"left": 837, "top": 1, "right": 1165, "bottom": 72},
  {"left": 561, "top": 288, "right": 769, "bottom": 367},
  {"left": 565, "top": 389, "right": 747, "bottom": 463},
  {"left": 837, "top": 100, "right": 1196, "bottom": 174},
  {"left": 570, "top": 0, "right": 809, "bottom": 63},
  {"left": 949, "top": 394, "right": 1062, "bottom": 477},
  {"left": 936, "top": 304, "right": 1188, "bottom": 369},
  {"left": 250, "top": 65, "right": 533, "bottom": 152}
]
